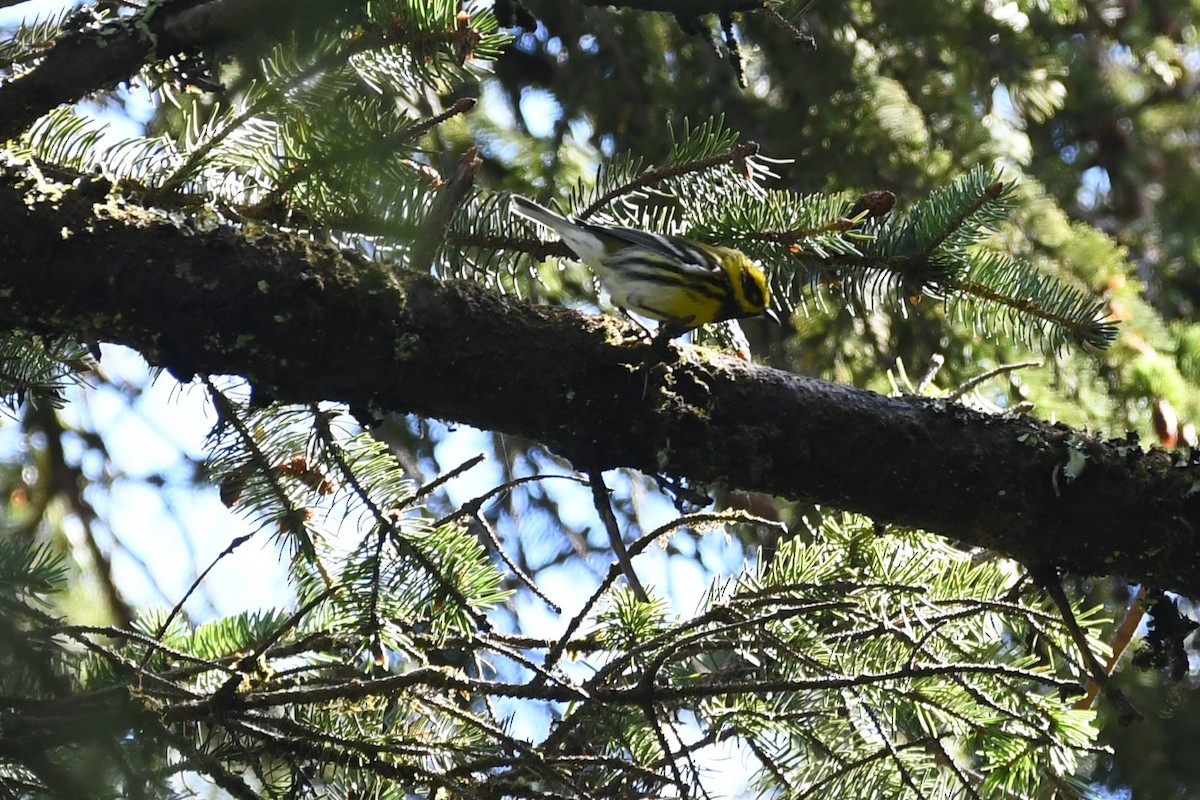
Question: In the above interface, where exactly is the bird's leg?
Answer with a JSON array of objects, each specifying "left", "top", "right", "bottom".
[
  {"left": 650, "top": 321, "right": 695, "bottom": 352},
  {"left": 619, "top": 309, "right": 656, "bottom": 341}
]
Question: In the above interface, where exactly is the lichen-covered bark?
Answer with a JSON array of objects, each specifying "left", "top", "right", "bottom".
[{"left": 2, "top": 166, "right": 1199, "bottom": 593}]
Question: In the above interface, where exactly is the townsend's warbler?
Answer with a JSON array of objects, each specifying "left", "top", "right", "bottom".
[{"left": 511, "top": 196, "right": 778, "bottom": 334}]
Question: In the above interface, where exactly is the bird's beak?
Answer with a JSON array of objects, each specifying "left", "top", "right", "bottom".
[{"left": 764, "top": 307, "right": 784, "bottom": 325}]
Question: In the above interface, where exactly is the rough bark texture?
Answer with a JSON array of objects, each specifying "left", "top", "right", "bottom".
[{"left": 2, "top": 166, "right": 1198, "bottom": 594}]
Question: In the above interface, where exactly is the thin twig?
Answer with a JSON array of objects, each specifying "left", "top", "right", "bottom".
[
  {"left": 588, "top": 469, "right": 649, "bottom": 601},
  {"left": 760, "top": 3, "right": 817, "bottom": 49},
  {"left": 435, "top": 473, "right": 590, "bottom": 528},
  {"left": 540, "top": 508, "right": 782, "bottom": 690},
  {"left": 718, "top": 12, "right": 747, "bottom": 89},
  {"left": 148, "top": 718, "right": 261, "bottom": 800},
  {"left": 640, "top": 700, "right": 690, "bottom": 799},
  {"left": 1076, "top": 585, "right": 1146, "bottom": 710},
  {"left": 946, "top": 360, "right": 1042, "bottom": 402},
  {"left": 137, "top": 532, "right": 256, "bottom": 670},
  {"left": 471, "top": 509, "right": 561, "bottom": 613},
  {"left": 915, "top": 353, "right": 945, "bottom": 395},
  {"left": 1032, "top": 565, "right": 1142, "bottom": 724},
  {"left": 856, "top": 690, "right": 934, "bottom": 800},
  {"left": 409, "top": 145, "right": 482, "bottom": 272},
  {"left": 406, "top": 451, "right": 486, "bottom": 509},
  {"left": 578, "top": 141, "right": 760, "bottom": 220}
]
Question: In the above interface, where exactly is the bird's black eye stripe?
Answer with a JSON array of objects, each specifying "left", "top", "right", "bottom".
[{"left": 741, "top": 269, "right": 764, "bottom": 306}]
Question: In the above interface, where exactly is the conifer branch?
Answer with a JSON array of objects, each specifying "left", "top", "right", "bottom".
[
  {"left": 760, "top": 3, "right": 816, "bottom": 48},
  {"left": 204, "top": 379, "right": 332, "bottom": 582},
  {"left": 578, "top": 140, "right": 760, "bottom": 219},
  {"left": 752, "top": 214, "right": 861, "bottom": 246},
  {"left": 159, "top": 29, "right": 401, "bottom": 192},
  {"left": 148, "top": 660, "right": 1080, "bottom": 715},
  {"left": 923, "top": 180, "right": 1007, "bottom": 258},
  {"left": 445, "top": 232, "right": 571, "bottom": 260},
  {"left": 0, "top": 0, "right": 332, "bottom": 143},
  {"left": 943, "top": 272, "right": 1116, "bottom": 350},
  {"left": 309, "top": 405, "right": 494, "bottom": 632}
]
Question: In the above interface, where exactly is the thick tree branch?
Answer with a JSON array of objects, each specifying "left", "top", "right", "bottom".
[{"left": 1, "top": 165, "right": 1198, "bottom": 594}]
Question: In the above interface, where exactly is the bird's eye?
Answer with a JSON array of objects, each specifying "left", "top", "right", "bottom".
[{"left": 741, "top": 269, "right": 764, "bottom": 307}]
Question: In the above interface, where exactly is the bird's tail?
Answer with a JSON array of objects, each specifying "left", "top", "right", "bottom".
[
  {"left": 510, "top": 195, "right": 573, "bottom": 232},
  {"left": 509, "top": 195, "right": 605, "bottom": 265}
]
